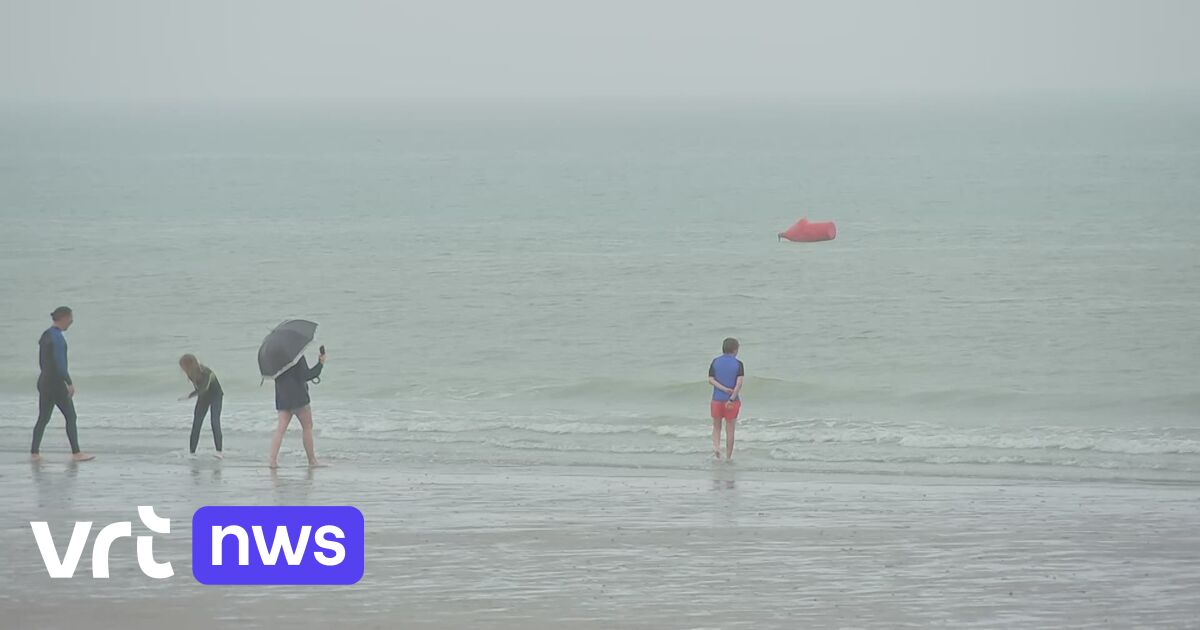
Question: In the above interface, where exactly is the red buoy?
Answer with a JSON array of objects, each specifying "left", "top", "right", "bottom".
[{"left": 778, "top": 218, "right": 836, "bottom": 242}]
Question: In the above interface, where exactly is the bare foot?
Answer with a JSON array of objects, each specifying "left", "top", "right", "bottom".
[
  {"left": 308, "top": 460, "right": 327, "bottom": 468},
  {"left": 213, "top": 452, "right": 224, "bottom": 460},
  {"left": 31, "top": 453, "right": 42, "bottom": 462},
  {"left": 71, "top": 452, "right": 96, "bottom": 462},
  {"left": 268, "top": 461, "right": 278, "bottom": 469},
  {"left": 713, "top": 450, "right": 722, "bottom": 461}
]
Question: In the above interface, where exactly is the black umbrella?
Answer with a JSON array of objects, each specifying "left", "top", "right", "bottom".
[{"left": 258, "top": 319, "right": 318, "bottom": 380}]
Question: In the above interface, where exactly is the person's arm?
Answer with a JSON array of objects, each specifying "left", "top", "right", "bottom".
[
  {"left": 306, "top": 357, "right": 324, "bottom": 381},
  {"left": 707, "top": 361, "right": 733, "bottom": 394},
  {"left": 729, "top": 361, "right": 745, "bottom": 401},
  {"left": 52, "top": 331, "right": 72, "bottom": 386},
  {"left": 730, "top": 376, "right": 744, "bottom": 401},
  {"left": 190, "top": 368, "right": 215, "bottom": 398},
  {"left": 707, "top": 376, "right": 733, "bottom": 393},
  {"left": 180, "top": 370, "right": 207, "bottom": 400}
]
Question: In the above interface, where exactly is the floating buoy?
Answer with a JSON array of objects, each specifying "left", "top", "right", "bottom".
[{"left": 778, "top": 218, "right": 836, "bottom": 242}]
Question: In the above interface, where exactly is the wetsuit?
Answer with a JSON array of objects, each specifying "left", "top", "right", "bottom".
[
  {"left": 187, "top": 366, "right": 223, "bottom": 453},
  {"left": 274, "top": 356, "right": 322, "bottom": 412},
  {"left": 32, "top": 326, "right": 80, "bottom": 454}
]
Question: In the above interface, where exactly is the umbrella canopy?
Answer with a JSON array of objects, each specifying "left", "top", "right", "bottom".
[{"left": 258, "top": 319, "right": 318, "bottom": 380}]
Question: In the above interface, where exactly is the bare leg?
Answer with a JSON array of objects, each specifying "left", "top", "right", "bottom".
[
  {"left": 711, "top": 417, "right": 723, "bottom": 459},
  {"left": 296, "top": 406, "right": 320, "bottom": 467},
  {"left": 268, "top": 410, "right": 293, "bottom": 468},
  {"left": 725, "top": 419, "right": 736, "bottom": 461}
]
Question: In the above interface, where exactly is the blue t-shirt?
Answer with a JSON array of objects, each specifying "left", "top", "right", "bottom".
[{"left": 709, "top": 354, "right": 744, "bottom": 402}]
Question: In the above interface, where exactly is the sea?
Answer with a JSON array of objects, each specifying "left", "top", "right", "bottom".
[{"left": 3, "top": 97, "right": 1197, "bottom": 481}]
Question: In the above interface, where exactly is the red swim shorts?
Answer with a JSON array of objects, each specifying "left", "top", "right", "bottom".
[{"left": 710, "top": 399, "right": 741, "bottom": 421}]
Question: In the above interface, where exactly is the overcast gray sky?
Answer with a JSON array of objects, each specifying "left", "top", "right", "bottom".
[{"left": 2, "top": 0, "right": 1198, "bottom": 103}]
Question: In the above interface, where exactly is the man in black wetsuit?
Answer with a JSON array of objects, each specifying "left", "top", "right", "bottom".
[{"left": 31, "top": 307, "right": 94, "bottom": 462}]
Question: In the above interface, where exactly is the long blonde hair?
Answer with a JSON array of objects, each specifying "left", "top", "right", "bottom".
[{"left": 179, "top": 354, "right": 205, "bottom": 385}]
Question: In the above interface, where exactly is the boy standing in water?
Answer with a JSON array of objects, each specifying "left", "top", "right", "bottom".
[{"left": 708, "top": 337, "right": 744, "bottom": 461}]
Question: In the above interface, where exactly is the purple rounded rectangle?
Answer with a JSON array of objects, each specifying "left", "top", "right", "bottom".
[{"left": 192, "top": 505, "right": 364, "bottom": 585}]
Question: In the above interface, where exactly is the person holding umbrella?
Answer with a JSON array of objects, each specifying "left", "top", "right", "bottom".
[{"left": 259, "top": 319, "right": 327, "bottom": 468}]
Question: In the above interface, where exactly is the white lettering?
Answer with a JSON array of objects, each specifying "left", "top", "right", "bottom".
[
  {"left": 313, "top": 525, "right": 346, "bottom": 566},
  {"left": 91, "top": 521, "right": 132, "bottom": 578},
  {"left": 253, "top": 525, "right": 311, "bottom": 566},
  {"left": 30, "top": 521, "right": 92, "bottom": 579},
  {"left": 136, "top": 506, "right": 173, "bottom": 578},
  {"left": 31, "top": 507, "right": 175, "bottom": 579},
  {"left": 211, "top": 525, "right": 250, "bottom": 566}
]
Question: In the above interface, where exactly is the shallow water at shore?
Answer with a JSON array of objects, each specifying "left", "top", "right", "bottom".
[{"left": 3, "top": 456, "right": 1199, "bottom": 629}]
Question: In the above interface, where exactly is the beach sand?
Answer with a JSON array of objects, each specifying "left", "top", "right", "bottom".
[{"left": 3, "top": 455, "right": 1199, "bottom": 629}]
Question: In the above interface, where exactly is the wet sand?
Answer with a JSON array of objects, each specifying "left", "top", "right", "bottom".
[{"left": 2, "top": 455, "right": 1199, "bottom": 629}]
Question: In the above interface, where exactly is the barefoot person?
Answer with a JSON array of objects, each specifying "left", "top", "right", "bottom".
[
  {"left": 179, "top": 354, "right": 224, "bottom": 458},
  {"left": 267, "top": 346, "right": 326, "bottom": 468},
  {"left": 707, "top": 337, "right": 744, "bottom": 462},
  {"left": 31, "top": 307, "right": 94, "bottom": 462}
]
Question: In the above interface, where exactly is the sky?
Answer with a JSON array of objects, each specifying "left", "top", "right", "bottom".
[{"left": 1, "top": 0, "right": 1198, "bottom": 103}]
